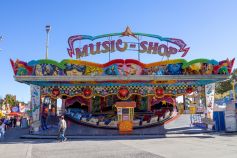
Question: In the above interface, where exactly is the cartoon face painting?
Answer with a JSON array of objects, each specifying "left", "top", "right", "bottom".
[
  {"left": 35, "top": 64, "right": 43, "bottom": 76},
  {"left": 104, "top": 65, "right": 119, "bottom": 75},
  {"left": 44, "top": 64, "right": 53, "bottom": 76},
  {"left": 167, "top": 64, "right": 182, "bottom": 75},
  {"left": 53, "top": 66, "right": 60, "bottom": 76},
  {"left": 65, "top": 64, "right": 86, "bottom": 76},
  {"left": 155, "top": 66, "right": 166, "bottom": 75},
  {"left": 202, "top": 64, "right": 213, "bottom": 75}
]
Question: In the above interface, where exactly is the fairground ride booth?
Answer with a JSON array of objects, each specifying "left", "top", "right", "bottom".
[{"left": 10, "top": 27, "right": 235, "bottom": 134}]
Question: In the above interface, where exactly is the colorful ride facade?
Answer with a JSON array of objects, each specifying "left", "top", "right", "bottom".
[{"left": 10, "top": 27, "right": 235, "bottom": 131}]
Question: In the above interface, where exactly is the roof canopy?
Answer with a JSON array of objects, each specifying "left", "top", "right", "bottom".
[{"left": 11, "top": 58, "right": 234, "bottom": 87}]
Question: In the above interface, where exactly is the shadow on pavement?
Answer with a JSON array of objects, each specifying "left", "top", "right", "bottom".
[
  {"left": 0, "top": 123, "right": 217, "bottom": 145},
  {"left": 0, "top": 134, "right": 215, "bottom": 144}
]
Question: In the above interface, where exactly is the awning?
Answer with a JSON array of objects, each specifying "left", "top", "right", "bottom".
[{"left": 7, "top": 112, "right": 23, "bottom": 116}]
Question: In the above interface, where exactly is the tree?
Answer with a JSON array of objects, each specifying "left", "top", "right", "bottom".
[
  {"left": 215, "top": 80, "right": 233, "bottom": 94},
  {"left": 231, "top": 68, "right": 237, "bottom": 81},
  {"left": 0, "top": 99, "right": 4, "bottom": 109},
  {"left": 215, "top": 68, "right": 237, "bottom": 94}
]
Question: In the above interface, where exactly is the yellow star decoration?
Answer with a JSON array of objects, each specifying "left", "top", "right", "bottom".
[{"left": 162, "top": 100, "right": 166, "bottom": 105}]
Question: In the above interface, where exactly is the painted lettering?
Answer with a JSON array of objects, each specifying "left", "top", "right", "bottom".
[
  {"left": 76, "top": 45, "right": 89, "bottom": 59},
  {"left": 148, "top": 42, "right": 159, "bottom": 54},
  {"left": 158, "top": 44, "right": 168, "bottom": 57},
  {"left": 101, "top": 41, "right": 110, "bottom": 53},
  {"left": 139, "top": 41, "right": 148, "bottom": 53},
  {"left": 95, "top": 42, "right": 101, "bottom": 54},
  {"left": 116, "top": 39, "right": 127, "bottom": 52}
]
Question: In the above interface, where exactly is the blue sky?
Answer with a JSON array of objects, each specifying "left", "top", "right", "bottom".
[{"left": 0, "top": 0, "right": 237, "bottom": 102}]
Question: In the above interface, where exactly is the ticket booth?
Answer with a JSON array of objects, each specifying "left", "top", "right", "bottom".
[{"left": 115, "top": 101, "right": 136, "bottom": 134}]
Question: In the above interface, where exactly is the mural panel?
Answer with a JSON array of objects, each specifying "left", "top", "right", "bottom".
[{"left": 11, "top": 58, "right": 235, "bottom": 76}]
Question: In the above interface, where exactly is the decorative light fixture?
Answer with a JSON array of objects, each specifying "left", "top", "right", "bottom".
[
  {"left": 155, "top": 87, "right": 164, "bottom": 96},
  {"left": 118, "top": 87, "right": 129, "bottom": 98},
  {"left": 186, "top": 87, "right": 193, "bottom": 94}
]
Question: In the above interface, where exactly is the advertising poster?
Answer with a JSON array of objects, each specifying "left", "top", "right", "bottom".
[
  {"left": 30, "top": 85, "right": 41, "bottom": 123},
  {"left": 205, "top": 83, "right": 215, "bottom": 119}
]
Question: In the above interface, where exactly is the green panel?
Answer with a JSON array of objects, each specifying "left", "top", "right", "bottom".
[
  {"left": 92, "top": 96, "right": 101, "bottom": 113},
  {"left": 140, "top": 97, "right": 148, "bottom": 111}
]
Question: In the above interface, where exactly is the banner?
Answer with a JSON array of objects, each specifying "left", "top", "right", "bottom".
[
  {"left": 205, "top": 83, "right": 215, "bottom": 119},
  {"left": 30, "top": 85, "right": 41, "bottom": 123}
]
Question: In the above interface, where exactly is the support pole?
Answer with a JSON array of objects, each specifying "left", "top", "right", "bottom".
[
  {"left": 61, "top": 98, "right": 66, "bottom": 115},
  {"left": 138, "top": 36, "right": 140, "bottom": 61},
  {"left": 183, "top": 94, "right": 186, "bottom": 111}
]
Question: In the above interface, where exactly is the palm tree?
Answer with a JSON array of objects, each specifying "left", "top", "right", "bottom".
[
  {"left": 0, "top": 99, "right": 4, "bottom": 110},
  {"left": 5, "top": 94, "right": 16, "bottom": 108}
]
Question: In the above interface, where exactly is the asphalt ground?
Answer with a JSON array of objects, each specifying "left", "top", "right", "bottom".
[{"left": 0, "top": 127, "right": 237, "bottom": 158}]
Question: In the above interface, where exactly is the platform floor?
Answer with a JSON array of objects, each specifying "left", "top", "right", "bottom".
[{"left": 36, "top": 114, "right": 209, "bottom": 136}]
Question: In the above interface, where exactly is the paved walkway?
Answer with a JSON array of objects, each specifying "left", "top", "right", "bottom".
[
  {"left": 0, "top": 114, "right": 211, "bottom": 141},
  {"left": 1, "top": 133, "right": 237, "bottom": 158},
  {"left": 0, "top": 115, "right": 236, "bottom": 158}
]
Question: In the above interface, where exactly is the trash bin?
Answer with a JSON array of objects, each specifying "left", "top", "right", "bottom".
[{"left": 213, "top": 111, "right": 225, "bottom": 131}]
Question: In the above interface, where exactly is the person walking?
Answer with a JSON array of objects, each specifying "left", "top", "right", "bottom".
[
  {"left": 10, "top": 117, "right": 13, "bottom": 127},
  {"left": 58, "top": 115, "right": 67, "bottom": 142},
  {"left": 0, "top": 121, "right": 5, "bottom": 140},
  {"left": 41, "top": 108, "right": 48, "bottom": 130},
  {"left": 13, "top": 117, "right": 17, "bottom": 128}
]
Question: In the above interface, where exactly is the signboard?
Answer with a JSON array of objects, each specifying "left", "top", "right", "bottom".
[
  {"left": 205, "top": 83, "right": 215, "bottom": 119},
  {"left": 225, "top": 102, "right": 237, "bottom": 132},
  {"left": 190, "top": 114, "right": 207, "bottom": 129},
  {"left": 11, "top": 106, "right": 19, "bottom": 112},
  {"left": 30, "top": 85, "right": 41, "bottom": 123},
  {"left": 67, "top": 27, "right": 189, "bottom": 59},
  {"left": 196, "top": 106, "right": 205, "bottom": 114},
  {"left": 117, "top": 108, "right": 122, "bottom": 115}
]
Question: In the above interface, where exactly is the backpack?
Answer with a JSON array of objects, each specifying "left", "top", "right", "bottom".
[{"left": 61, "top": 120, "right": 66, "bottom": 129}]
